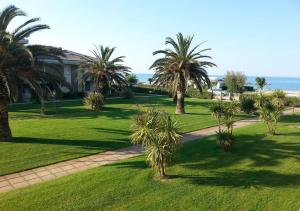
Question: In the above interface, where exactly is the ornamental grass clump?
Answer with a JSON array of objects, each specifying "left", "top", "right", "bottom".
[
  {"left": 131, "top": 108, "right": 182, "bottom": 179},
  {"left": 84, "top": 92, "right": 105, "bottom": 111}
]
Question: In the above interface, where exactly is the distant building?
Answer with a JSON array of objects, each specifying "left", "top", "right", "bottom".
[{"left": 21, "top": 49, "right": 93, "bottom": 101}]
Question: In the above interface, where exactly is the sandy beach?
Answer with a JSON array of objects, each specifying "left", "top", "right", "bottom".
[{"left": 263, "top": 90, "right": 300, "bottom": 97}]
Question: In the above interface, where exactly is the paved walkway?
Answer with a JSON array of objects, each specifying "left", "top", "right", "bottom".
[{"left": 0, "top": 108, "right": 297, "bottom": 193}]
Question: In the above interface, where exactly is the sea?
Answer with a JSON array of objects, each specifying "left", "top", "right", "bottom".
[{"left": 136, "top": 73, "right": 300, "bottom": 91}]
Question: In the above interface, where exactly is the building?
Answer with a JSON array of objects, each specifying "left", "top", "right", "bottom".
[{"left": 21, "top": 49, "right": 93, "bottom": 101}]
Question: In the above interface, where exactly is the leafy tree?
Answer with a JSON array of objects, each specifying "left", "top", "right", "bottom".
[
  {"left": 125, "top": 73, "right": 138, "bottom": 87},
  {"left": 148, "top": 77, "right": 153, "bottom": 85},
  {"left": 131, "top": 108, "right": 181, "bottom": 178},
  {"left": 80, "top": 45, "right": 131, "bottom": 96},
  {"left": 224, "top": 71, "right": 246, "bottom": 100},
  {"left": 0, "top": 5, "right": 51, "bottom": 139},
  {"left": 255, "top": 77, "right": 267, "bottom": 91},
  {"left": 150, "top": 33, "right": 216, "bottom": 114}
]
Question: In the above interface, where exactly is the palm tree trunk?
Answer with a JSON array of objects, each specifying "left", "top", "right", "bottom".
[
  {"left": 159, "top": 158, "right": 166, "bottom": 179},
  {"left": 0, "top": 75, "right": 12, "bottom": 140},
  {"left": 175, "top": 90, "right": 185, "bottom": 114},
  {"left": 0, "top": 99, "right": 11, "bottom": 140},
  {"left": 40, "top": 98, "right": 45, "bottom": 115},
  {"left": 173, "top": 93, "right": 177, "bottom": 103},
  {"left": 218, "top": 117, "right": 221, "bottom": 133}
]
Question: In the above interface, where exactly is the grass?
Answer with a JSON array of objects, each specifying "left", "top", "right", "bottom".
[
  {"left": 1, "top": 96, "right": 249, "bottom": 175},
  {"left": 0, "top": 114, "right": 299, "bottom": 210}
]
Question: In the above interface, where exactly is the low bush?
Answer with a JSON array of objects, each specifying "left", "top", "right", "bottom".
[
  {"left": 239, "top": 94, "right": 258, "bottom": 114},
  {"left": 122, "top": 88, "right": 134, "bottom": 99},
  {"left": 131, "top": 85, "right": 169, "bottom": 95},
  {"left": 185, "top": 89, "right": 213, "bottom": 99},
  {"left": 285, "top": 96, "right": 300, "bottom": 108},
  {"left": 84, "top": 92, "right": 105, "bottom": 111}
]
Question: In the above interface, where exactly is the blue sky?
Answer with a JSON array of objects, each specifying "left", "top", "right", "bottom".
[{"left": 2, "top": 0, "right": 300, "bottom": 77}]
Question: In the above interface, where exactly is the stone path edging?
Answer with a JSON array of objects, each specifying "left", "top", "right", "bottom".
[{"left": 0, "top": 108, "right": 298, "bottom": 193}]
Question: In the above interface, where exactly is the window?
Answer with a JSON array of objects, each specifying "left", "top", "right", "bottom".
[{"left": 64, "top": 65, "right": 72, "bottom": 83}]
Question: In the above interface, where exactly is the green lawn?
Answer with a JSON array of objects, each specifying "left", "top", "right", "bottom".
[
  {"left": 1, "top": 96, "right": 248, "bottom": 175},
  {"left": 0, "top": 114, "right": 299, "bottom": 210}
]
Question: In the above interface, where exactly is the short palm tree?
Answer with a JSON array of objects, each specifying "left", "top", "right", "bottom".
[
  {"left": 210, "top": 101, "right": 225, "bottom": 132},
  {"left": 223, "top": 101, "right": 239, "bottom": 134},
  {"left": 80, "top": 45, "right": 131, "bottom": 96},
  {"left": 150, "top": 33, "right": 216, "bottom": 114},
  {"left": 0, "top": 5, "right": 50, "bottom": 140},
  {"left": 255, "top": 77, "right": 267, "bottom": 92},
  {"left": 131, "top": 108, "right": 181, "bottom": 178}
]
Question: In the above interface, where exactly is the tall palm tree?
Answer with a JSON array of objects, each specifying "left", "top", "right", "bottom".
[
  {"left": 0, "top": 5, "right": 69, "bottom": 140},
  {"left": 0, "top": 5, "right": 50, "bottom": 140},
  {"left": 80, "top": 45, "right": 131, "bottom": 96},
  {"left": 150, "top": 33, "right": 216, "bottom": 114}
]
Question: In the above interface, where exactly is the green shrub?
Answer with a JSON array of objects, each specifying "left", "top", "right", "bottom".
[
  {"left": 132, "top": 85, "right": 169, "bottom": 95},
  {"left": 239, "top": 94, "right": 258, "bottom": 114},
  {"left": 185, "top": 89, "right": 213, "bottom": 99},
  {"left": 285, "top": 96, "right": 300, "bottom": 107},
  {"left": 84, "top": 92, "right": 105, "bottom": 111},
  {"left": 122, "top": 88, "right": 134, "bottom": 99}
]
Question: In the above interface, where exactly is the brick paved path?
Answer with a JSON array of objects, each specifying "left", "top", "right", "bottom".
[{"left": 0, "top": 108, "right": 297, "bottom": 193}]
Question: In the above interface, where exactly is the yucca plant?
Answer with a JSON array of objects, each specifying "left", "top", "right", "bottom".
[
  {"left": 210, "top": 101, "right": 225, "bottom": 132},
  {"left": 131, "top": 108, "right": 181, "bottom": 179},
  {"left": 223, "top": 101, "right": 240, "bottom": 134},
  {"left": 216, "top": 130, "right": 234, "bottom": 152},
  {"left": 255, "top": 92, "right": 285, "bottom": 135},
  {"left": 84, "top": 92, "right": 104, "bottom": 111}
]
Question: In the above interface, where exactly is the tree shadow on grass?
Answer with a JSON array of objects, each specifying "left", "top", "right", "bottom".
[
  {"left": 6, "top": 137, "right": 131, "bottom": 151},
  {"left": 10, "top": 106, "right": 138, "bottom": 120},
  {"left": 170, "top": 170, "right": 300, "bottom": 188},
  {"left": 277, "top": 113, "right": 300, "bottom": 124},
  {"left": 109, "top": 160, "right": 148, "bottom": 170},
  {"left": 89, "top": 127, "right": 131, "bottom": 135},
  {"left": 178, "top": 133, "right": 300, "bottom": 171}
]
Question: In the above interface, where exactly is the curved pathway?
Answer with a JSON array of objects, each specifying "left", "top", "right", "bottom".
[{"left": 0, "top": 108, "right": 298, "bottom": 193}]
